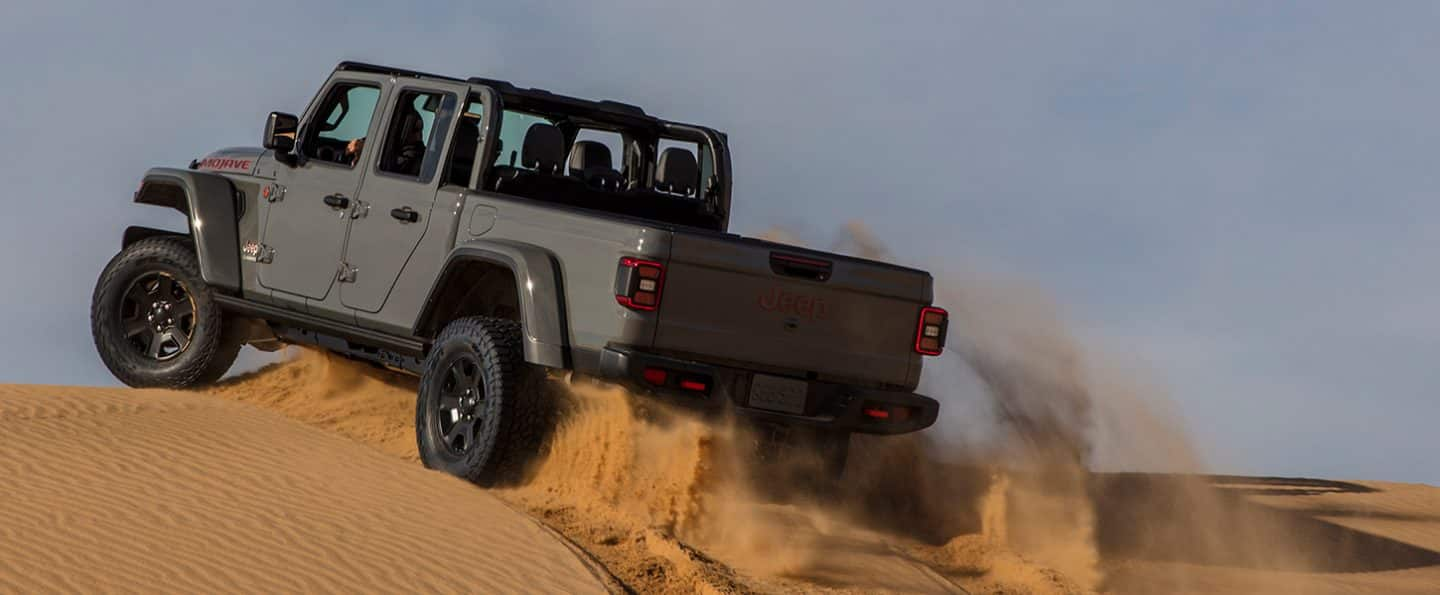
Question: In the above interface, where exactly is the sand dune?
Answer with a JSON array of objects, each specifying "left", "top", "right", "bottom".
[
  {"left": 196, "top": 352, "right": 1440, "bottom": 595},
  {"left": 5, "top": 350, "right": 1439, "bottom": 594},
  {"left": 0, "top": 384, "right": 609, "bottom": 594}
]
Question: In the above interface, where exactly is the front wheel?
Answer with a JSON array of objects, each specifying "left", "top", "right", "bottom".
[
  {"left": 90, "top": 237, "right": 241, "bottom": 388},
  {"left": 416, "top": 317, "right": 547, "bottom": 486}
]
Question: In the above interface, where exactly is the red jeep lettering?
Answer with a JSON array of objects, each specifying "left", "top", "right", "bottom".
[{"left": 758, "top": 288, "right": 828, "bottom": 320}]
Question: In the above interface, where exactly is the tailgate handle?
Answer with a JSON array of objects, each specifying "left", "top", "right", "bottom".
[{"left": 770, "top": 253, "right": 832, "bottom": 282}]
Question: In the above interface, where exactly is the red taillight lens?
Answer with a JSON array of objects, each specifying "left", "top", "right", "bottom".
[
  {"left": 643, "top": 367, "right": 668, "bottom": 385},
  {"left": 914, "top": 306, "right": 948, "bottom": 356},
  {"left": 616, "top": 257, "right": 665, "bottom": 311}
]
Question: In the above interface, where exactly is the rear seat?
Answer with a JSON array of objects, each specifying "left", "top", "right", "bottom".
[
  {"left": 656, "top": 147, "right": 699, "bottom": 197},
  {"left": 494, "top": 123, "right": 578, "bottom": 199},
  {"left": 567, "top": 140, "right": 623, "bottom": 190}
]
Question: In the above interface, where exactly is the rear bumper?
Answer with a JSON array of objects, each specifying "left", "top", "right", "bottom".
[{"left": 597, "top": 346, "right": 938, "bottom": 435}]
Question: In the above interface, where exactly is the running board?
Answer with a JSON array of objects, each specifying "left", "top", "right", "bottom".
[{"left": 213, "top": 295, "right": 426, "bottom": 357}]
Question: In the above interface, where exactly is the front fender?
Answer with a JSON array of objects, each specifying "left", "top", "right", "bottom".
[
  {"left": 422, "top": 240, "right": 568, "bottom": 368},
  {"left": 134, "top": 167, "right": 241, "bottom": 293}
]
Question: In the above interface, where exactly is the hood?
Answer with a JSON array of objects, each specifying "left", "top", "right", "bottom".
[{"left": 194, "top": 147, "right": 265, "bottom": 175}]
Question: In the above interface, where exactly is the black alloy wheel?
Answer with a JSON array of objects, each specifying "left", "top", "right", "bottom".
[
  {"left": 119, "top": 272, "right": 197, "bottom": 361},
  {"left": 434, "top": 352, "right": 488, "bottom": 456}
]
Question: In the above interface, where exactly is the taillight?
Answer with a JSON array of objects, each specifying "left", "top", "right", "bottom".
[
  {"left": 642, "top": 367, "right": 668, "bottom": 385},
  {"left": 616, "top": 257, "right": 665, "bottom": 311},
  {"left": 915, "top": 306, "right": 948, "bottom": 355}
]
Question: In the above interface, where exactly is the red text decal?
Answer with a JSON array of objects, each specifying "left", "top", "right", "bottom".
[
  {"left": 198, "top": 157, "right": 253, "bottom": 172},
  {"left": 758, "top": 287, "right": 829, "bottom": 320}
]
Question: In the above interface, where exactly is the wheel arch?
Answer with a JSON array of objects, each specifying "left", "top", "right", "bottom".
[
  {"left": 132, "top": 167, "right": 242, "bottom": 293},
  {"left": 414, "top": 241, "right": 569, "bottom": 369}
]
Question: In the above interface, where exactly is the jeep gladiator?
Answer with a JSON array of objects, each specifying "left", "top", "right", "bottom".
[{"left": 91, "top": 62, "right": 948, "bottom": 483}]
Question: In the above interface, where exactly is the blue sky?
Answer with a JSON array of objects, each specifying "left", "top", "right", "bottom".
[{"left": 1, "top": 1, "right": 1436, "bottom": 484}]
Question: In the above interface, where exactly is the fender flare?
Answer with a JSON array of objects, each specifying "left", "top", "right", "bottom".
[
  {"left": 133, "top": 167, "right": 242, "bottom": 293},
  {"left": 417, "top": 240, "right": 568, "bottom": 368}
]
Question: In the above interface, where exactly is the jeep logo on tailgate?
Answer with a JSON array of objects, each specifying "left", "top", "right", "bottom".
[{"left": 758, "top": 288, "right": 828, "bottom": 320}]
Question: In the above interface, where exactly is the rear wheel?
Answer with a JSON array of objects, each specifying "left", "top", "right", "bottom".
[
  {"left": 90, "top": 237, "right": 241, "bottom": 388},
  {"left": 416, "top": 317, "right": 547, "bottom": 486}
]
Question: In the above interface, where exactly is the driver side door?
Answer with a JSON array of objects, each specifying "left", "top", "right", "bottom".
[{"left": 260, "top": 78, "right": 388, "bottom": 305}]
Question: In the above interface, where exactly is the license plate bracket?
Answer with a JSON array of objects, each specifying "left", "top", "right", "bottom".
[{"left": 748, "top": 374, "right": 809, "bottom": 414}]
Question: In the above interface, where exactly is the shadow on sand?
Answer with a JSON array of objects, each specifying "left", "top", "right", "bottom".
[{"left": 1092, "top": 473, "right": 1440, "bottom": 573}]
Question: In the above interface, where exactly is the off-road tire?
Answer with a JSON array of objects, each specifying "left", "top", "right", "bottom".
[
  {"left": 91, "top": 237, "right": 242, "bottom": 388},
  {"left": 416, "top": 316, "right": 547, "bottom": 486}
]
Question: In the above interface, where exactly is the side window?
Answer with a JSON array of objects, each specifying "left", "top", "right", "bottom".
[
  {"left": 494, "top": 110, "right": 555, "bottom": 169},
  {"left": 303, "top": 83, "right": 381, "bottom": 167},
  {"left": 378, "top": 90, "right": 453, "bottom": 181}
]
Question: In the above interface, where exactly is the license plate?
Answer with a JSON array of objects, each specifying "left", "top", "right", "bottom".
[{"left": 748, "top": 374, "right": 808, "bottom": 414}]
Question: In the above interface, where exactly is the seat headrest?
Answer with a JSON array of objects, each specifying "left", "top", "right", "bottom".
[
  {"left": 522, "top": 123, "right": 564, "bottom": 174},
  {"left": 567, "top": 140, "right": 613, "bottom": 177},
  {"left": 656, "top": 148, "right": 699, "bottom": 196}
]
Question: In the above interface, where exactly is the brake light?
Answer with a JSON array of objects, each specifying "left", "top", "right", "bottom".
[
  {"left": 616, "top": 257, "right": 665, "bottom": 311},
  {"left": 915, "top": 306, "right": 948, "bottom": 356}
]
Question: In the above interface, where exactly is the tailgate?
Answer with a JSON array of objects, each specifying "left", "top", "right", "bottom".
[{"left": 653, "top": 233, "right": 932, "bottom": 388}]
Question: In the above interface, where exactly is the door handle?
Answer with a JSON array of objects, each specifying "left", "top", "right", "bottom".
[
  {"left": 390, "top": 207, "right": 420, "bottom": 223},
  {"left": 323, "top": 194, "right": 350, "bottom": 209}
]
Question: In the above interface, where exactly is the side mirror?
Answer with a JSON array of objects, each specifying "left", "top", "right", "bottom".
[{"left": 263, "top": 112, "right": 299, "bottom": 152}]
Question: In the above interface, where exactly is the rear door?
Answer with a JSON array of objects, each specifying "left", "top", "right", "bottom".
[
  {"left": 261, "top": 78, "right": 387, "bottom": 302},
  {"left": 653, "top": 234, "right": 932, "bottom": 387},
  {"left": 342, "top": 80, "right": 470, "bottom": 313}
]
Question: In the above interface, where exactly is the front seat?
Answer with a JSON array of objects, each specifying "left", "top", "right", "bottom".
[
  {"left": 388, "top": 106, "right": 428, "bottom": 176},
  {"left": 447, "top": 116, "right": 480, "bottom": 186}
]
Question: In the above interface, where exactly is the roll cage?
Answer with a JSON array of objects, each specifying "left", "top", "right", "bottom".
[{"left": 335, "top": 61, "right": 733, "bottom": 231}]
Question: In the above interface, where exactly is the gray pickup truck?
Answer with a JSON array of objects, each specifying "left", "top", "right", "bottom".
[{"left": 90, "top": 62, "right": 947, "bottom": 484}]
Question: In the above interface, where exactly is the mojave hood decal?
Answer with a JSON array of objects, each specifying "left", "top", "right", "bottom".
[{"left": 196, "top": 147, "right": 265, "bottom": 174}]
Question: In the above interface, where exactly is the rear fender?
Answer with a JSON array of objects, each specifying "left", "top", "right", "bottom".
[
  {"left": 417, "top": 240, "right": 568, "bottom": 368},
  {"left": 133, "top": 167, "right": 241, "bottom": 293}
]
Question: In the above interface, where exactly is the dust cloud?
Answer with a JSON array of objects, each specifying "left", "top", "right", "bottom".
[
  {"left": 490, "top": 223, "right": 1202, "bottom": 593},
  {"left": 204, "top": 222, "right": 1288, "bottom": 594}
]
